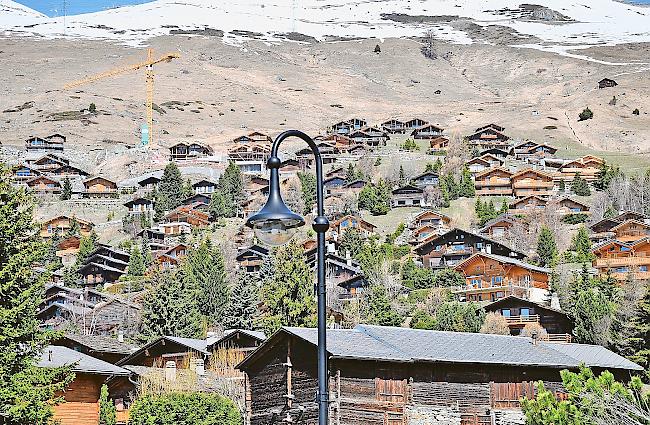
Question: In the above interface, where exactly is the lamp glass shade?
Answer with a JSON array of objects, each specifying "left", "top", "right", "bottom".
[{"left": 252, "top": 218, "right": 301, "bottom": 246}]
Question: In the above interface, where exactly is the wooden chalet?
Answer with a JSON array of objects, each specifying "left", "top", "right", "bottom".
[
  {"left": 169, "top": 142, "right": 214, "bottom": 161},
  {"left": 414, "top": 228, "right": 525, "bottom": 269},
  {"left": 555, "top": 197, "right": 590, "bottom": 216},
  {"left": 454, "top": 252, "right": 550, "bottom": 303},
  {"left": 236, "top": 244, "right": 270, "bottom": 274},
  {"left": 410, "top": 210, "right": 452, "bottom": 230},
  {"left": 124, "top": 197, "right": 154, "bottom": 216},
  {"left": 467, "top": 124, "right": 509, "bottom": 149},
  {"left": 237, "top": 325, "right": 642, "bottom": 425},
  {"left": 465, "top": 154, "right": 503, "bottom": 175},
  {"left": 474, "top": 167, "right": 513, "bottom": 197},
  {"left": 39, "top": 345, "right": 130, "bottom": 425},
  {"left": 164, "top": 205, "right": 210, "bottom": 228},
  {"left": 329, "top": 214, "right": 377, "bottom": 239},
  {"left": 157, "top": 221, "right": 192, "bottom": 235},
  {"left": 410, "top": 123, "right": 444, "bottom": 140},
  {"left": 513, "top": 141, "right": 539, "bottom": 156},
  {"left": 508, "top": 195, "right": 548, "bottom": 214},
  {"left": 480, "top": 147, "right": 512, "bottom": 159},
  {"left": 484, "top": 296, "right": 573, "bottom": 341},
  {"left": 404, "top": 118, "right": 428, "bottom": 129},
  {"left": 558, "top": 155, "right": 604, "bottom": 183},
  {"left": 511, "top": 169, "right": 554, "bottom": 198},
  {"left": 232, "top": 131, "right": 273, "bottom": 144},
  {"left": 78, "top": 246, "right": 130, "bottom": 287},
  {"left": 26, "top": 134, "right": 65, "bottom": 151},
  {"left": 409, "top": 224, "right": 443, "bottom": 245},
  {"left": 349, "top": 126, "right": 389, "bottom": 147},
  {"left": 83, "top": 176, "right": 118, "bottom": 198},
  {"left": 57, "top": 235, "right": 82, "bottom": 266},
  {"left": 337, "top": 274, "right": 368, "bottom": 301},
  {"left": 192, "top": 179, "right": 217, "bottom": 194},
  {"left": 229, "top": 144, "right": 271, "bottom": 174},
  {"left": 181, "top": 193, "right": 212, "bottom": 209},
  {"left": 391, "top": 184, "right": 424, "bottom": 208},
  {"left": 53, "top": 334, "right": 137, "bottom": 364},
  {"left": 323, "top": 175, "right": 347, "bottom": 195},
  {"left": 50, "top": 164, "right": 90, "bottom": 178},
  {"left": 325, "top": 167, "right": 346, "bottom": 179},
  {"left": 478, "top": 215, "right": 521, "bottom": 239},
  {"left": 598, "top": 78, "right": 618, "bottom": 89},
  {"left": 346, "top": 144, "right": 368, "bottom": 157},
  {"left": 118, "top": 335, "right": 209, "bottom": 368},
  {"left": 137, "top": 175, "right": 161, "bottom": 191},
  {"left": 207, "top": 329, "right": 266, "bottom": 355},
  {"left": 11, "top": 164, "right": 42, "bottom": 182},
  {"left": 609, "top": 219, "right": 650, "bottom": 243},
  {"left": 381, "top": 118, "right": 406, "bottom": 134},
  {"left": 589, "top": 211, "right": 648, "bottom": 242},
  {"left": 28, "top": 153, "right": 70, "bottom": 170},
  {"left": 26, "top": 175, "right": 62, "bottom": 194},
  {"left": 429, "top": 136, "right": 450, "bottom": 151},
  {"left": 137, "top": 228, "right": 167, "bottom": 250},
  {"left": 329, "top": 118, "right": 367, "bottom": 135},
  {"left": 592, "top": 238, "right": 650, "bottom": 281},
  {"left": 154, "top": 253, "right": 181, "bottom": 271},
  {"left": 410, "top": 171, "right": 439, "bottom": 189},
  {"left": 342, "top": 179, "right": 367, "bottom": 194},
  {"left": 41, "top": 215, "right": 94, "bottom": 238},
  {"left": 516, "top": 143, "right": 558, "bottom": 161}
]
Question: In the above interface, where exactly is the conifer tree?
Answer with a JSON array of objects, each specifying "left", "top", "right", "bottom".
[
  {"left": 340, "top": 228, "right": 365, "bottom": 258},
  {"left": 442, "top": 172, "right": 459, "bottom": 200},
  {"left": 499, "top": 198, "right": 509, "bottom": 215},
  {"left": 141, "top": 237, "right": 152, "bottom": 267},
  {"left": 365, "top": 285, "right": 402, "bottom": 327},
  {"left": 559, "top": 179, "right": 566, "bottom": 192},
  {"left": 459, "top": 165, "right": 475, "bottom": 197},
  {"left": 398, "top": 165, "right": 407, "bottom": 186},
  {"left": 259, "top": 240, "right": 316, "bottom": 335},
  {"left": 208, "top": 190, "right": 228, "bottom": 220},
  {"left": 99, "top": 384, "right": 116, "bottom": 425},
  {"left": 297, "top": 172, "right": 316, "bottom": 214},
  {"left": 60, "top": 177, "right": 72, "bottom": 200},
  {"left": 346, "top": 163, "right": 356, "bottom": 182},
  {"left": 222, "top": 273, "right": 258, "bottom": 330},
  {"left": 183, "top": 178, "right": 193, "bottom": 199},
  {"left": 537, "top": 226, "right": 557, "bottom": 267},
  {"left": 184, "top": 240, "right": 229, "bottom": 326},
  {"left": 66, "top": 217, "right": 81, "bottom": 237},
  {"left": 373, "top": 179, "right": 391, "bottom": 215},
  {"left": 156, "top": 162, "right": 185, "bottom": 213},
  {"left": 139, "top": 269, "right": 203, "bottom": 341},
  {"left": 571, "top": 172, "right": 591, "bottom": 196},
  {"left": 0, "top": 167, "right": 74, "bottom": 424},
  {"left": 216, "top": 161, "right": 245, "bottom": 218},
  {"left": 128, "top": 246, "right": 146, "bottom": 277},
  {"left": 571, "top": 226, "right": 593, "bottom": 263}
]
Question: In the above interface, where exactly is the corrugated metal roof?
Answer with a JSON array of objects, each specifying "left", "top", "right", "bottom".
[
  {"left": 281, "top": 325, "right": 642, "bottom": 371},
  {"left": 39, "top": 345, "right": 129, "bottom": 375}
]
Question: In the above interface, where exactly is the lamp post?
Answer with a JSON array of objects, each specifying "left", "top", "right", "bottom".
[{"left": 245, "top": 130, "right": 329, "bottom": 425}]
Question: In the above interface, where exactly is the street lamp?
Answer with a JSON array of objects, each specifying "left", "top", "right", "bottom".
[{"left": 246, "top": 130, "right": 330, "bottom": 425}]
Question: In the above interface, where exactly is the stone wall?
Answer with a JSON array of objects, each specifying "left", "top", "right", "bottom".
[
  {"left": 405, "top": 405, "right": 461, "bottom": 425},
  {"left": 493, "top": 409, "right": 526, "bottom": 425}
]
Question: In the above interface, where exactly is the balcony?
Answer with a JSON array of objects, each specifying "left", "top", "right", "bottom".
[
  {"left": 475, "top": 180, "right": 511, "bottom": 187},
  {"left": 476, "top": 188, "right": 513, "bottom": 196},
  {"left": 504, "top": 314, "right": 540, "bottom": 326},
  {"left": 512, "top": 181, "right": 553, "bottom": 189},
  {"left": 541, "top": 333, "right": 573, "bottom": 343},
  {"left": 594, "top": 256, "right": 650, "bottom": 268}
]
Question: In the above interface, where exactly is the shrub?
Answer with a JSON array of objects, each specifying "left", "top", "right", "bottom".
[
  {"left": 633, "top": 108, "right": 640, "bottom": 115},
  {"left": 480, "top": 312, "right": 510, "bottom": 335},
  {"left": 562, "top": 213, "right": 589, "bottom": 224},
  {"left": 578, "top": 107, "right": 593, "bottom": 121},
  {"left": 128, "top": 392, "right": 241, "bottom": 425}
]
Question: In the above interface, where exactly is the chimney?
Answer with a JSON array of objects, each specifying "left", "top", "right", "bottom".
[
  {"left": 531, "top": 330, "right": 539, "bottom": 346},
  {"left": 485, "top": 244, "right": 492, "bottom": 254},
  {"left": 165, "top": 361, "right": 176, "bottom": 382}
]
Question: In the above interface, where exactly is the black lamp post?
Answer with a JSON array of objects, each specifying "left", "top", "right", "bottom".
[{"left": 246, "top": 130, "right": 330, "bottom": 425}]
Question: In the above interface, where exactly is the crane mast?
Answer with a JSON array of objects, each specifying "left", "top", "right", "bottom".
[{"left": 64, "top": 48, "right": 180, "bottom": 147}]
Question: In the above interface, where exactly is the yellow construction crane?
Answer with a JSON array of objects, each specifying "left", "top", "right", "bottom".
[{"left": 64, "top": 48, "right": 180, "bottom": 147}]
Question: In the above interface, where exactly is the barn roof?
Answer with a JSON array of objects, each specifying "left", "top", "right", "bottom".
[
  {"left": 59, "top": 334, "right": 138, "bottom": 355},
  {"left": 39, "top": 345, "right": 130, "bottom": 376},
  {"left": 238, "top": 325, "right": 642, "bottom": 372}
]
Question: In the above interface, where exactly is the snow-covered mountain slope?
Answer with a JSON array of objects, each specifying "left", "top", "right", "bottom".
[
  {"left": 1, "top": 0, "right": 650, "bottom": 55},
  {"left": 0, "top": 0, "right": 45, "bottom": 24}
]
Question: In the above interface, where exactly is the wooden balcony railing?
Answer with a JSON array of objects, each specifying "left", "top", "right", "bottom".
[
  {"left": 594, "top": 257, "right": 650, "bottom": 267},
  {"left": 504, "top": 314, "right": 540, "bottom": 325},
  {"left": 475, "top": 180, "right": 512, "bottom": 187},
  {"left": 512, "top": 181, "right": 553, "bottom": 188},
  {"left": 541, "top": 333, "right": 572, "bottom": 343}
]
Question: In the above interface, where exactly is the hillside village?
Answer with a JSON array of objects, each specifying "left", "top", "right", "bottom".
[
  {"left": 2, "top": 1, "right": 650, "bottom": 425},
  {"left": 3, "top": 93, "right": 650, "bottom": 425}
]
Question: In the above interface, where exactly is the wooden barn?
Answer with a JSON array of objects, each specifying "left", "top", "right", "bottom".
[
  {"left": 53, "top": 334, "right": 137, "bottom": 364},
  {"left": 237, "top": 325, "right": 642, "bottom": 425},
  {"left": 39, "top": 345, "right": 130, "bottom": 425}
]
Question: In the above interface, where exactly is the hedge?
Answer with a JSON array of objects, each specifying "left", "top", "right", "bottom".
[{"left": 128, "top": 392, "right": 241, "bottom": 425}]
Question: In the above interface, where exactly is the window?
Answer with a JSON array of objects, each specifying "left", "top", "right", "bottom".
[
  {"left": 501, "top": 309, "right": 511, "bottom": 318},
  {"left": 491, "top": 276, "right": 503, "bottom": 285},
  {"left": 520, "top": 308, "right": 530, "bottom": 317},
  {"left": 471, "top": 279, "right": 481, "bottom": 287},
  {"left": 621, "top": 246, "right": 630, "bottom": 252},
  {"left": 640, "top": 266, "right": 648, "bottom": 272}
]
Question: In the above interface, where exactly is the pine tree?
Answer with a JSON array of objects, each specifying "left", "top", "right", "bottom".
[
  {"left": 459, "top": 165, "right": 475, "bottom": 198},
  {"left": 128, "top": 246, "right": 146, "bottom": 277},
  {"left": 434, "top": 301, "right": 485, "bottom": 333},
  {"left": 627, "top": 281, "right": 650, "bottom": 370},
  {"left": 183, "top": 178, "right": 193, "bottom": 199},
  {"left": 217, "top": 161, "right": 245, "bottom": 218},
  {"left": 398, "top": 165, "right": 407, "bottom": 186},
  {"left": 208, "top": 190, "right": 228, "bottom": 220},
  {"left": 499, "top": 199, "right": 509, "bottom": 215},
  {"left": 222, "top": 273, "right": 258, "bottom": 330},
  {"left": 141, "top": 237, "right": 152, "bottom": 267},
  {"left": 537, "top": 226, "right": 557, "bottom": 267},
  {"left": 346, "top": 163, "right": 356, "bottom": 182},
  {"left": 365, "top": 285, "right": 402, "bottom": 327},
  {"left": 184, "top": 240, "right": 229, "bottom": 326},
  {"left": 66, "top": 217, "right": 81, "bottom": 237},
  {"left": 139, "top": 269, "right": 203, "bottom": 341},
  {"left": 571, "top": 173, "right": 591, "bottom": 196},
  {"left": 60, "top": 177, "right": 72, "bottom": 200},
  {"left": 260, "top": 240, "right": 316, "bottom": 335},
  {"left": 339, "top": 228, "right": 365, "bottom": 258},
  {"left": 0, "top": 166, "right": 74, "bottom": 424},
  {"left": 156, "top": 162, "right": 185, "bottom": 213},
  {"left": 558, "top": 179, "right": 566, "bottom": 192},
  {"left": 571, "top": 226, "right": 593, "bottom": 263},
  {"left": 297, "top": 172, "right": 316, "bottom": 214},
  {"left": 99, "top": 384, "right": 116, "bottom": 425},
  {"left": 372, "top": 179, "right": 391, "bottom": 215},
  {"left": 442, "top": 173, "right": 459, "bottom": 200}
]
